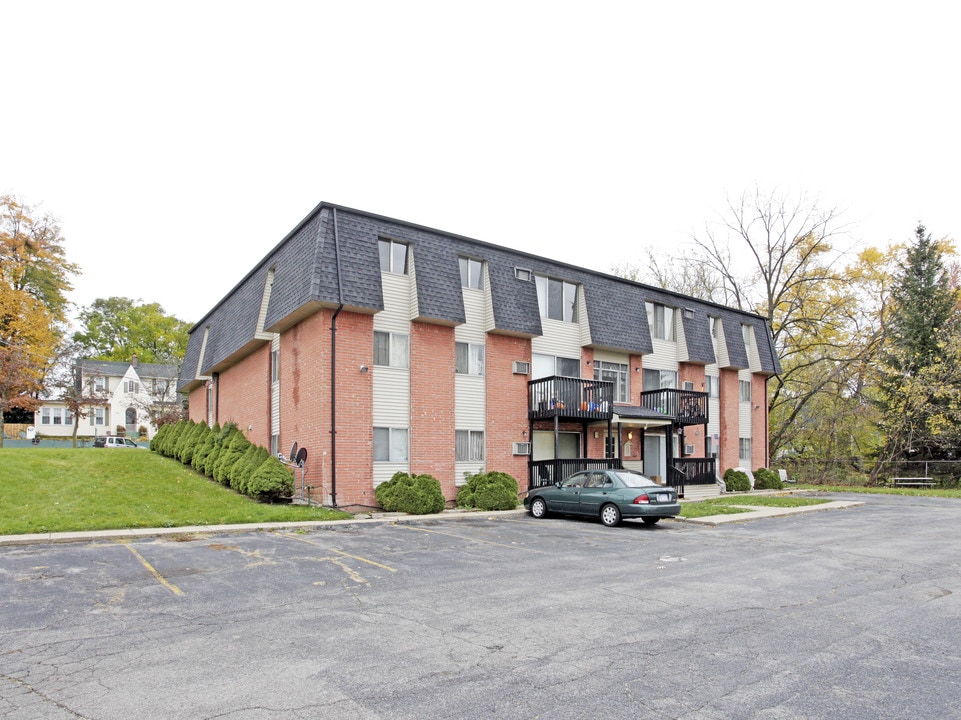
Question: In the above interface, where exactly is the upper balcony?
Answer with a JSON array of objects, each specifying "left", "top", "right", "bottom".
[
  {"left": 639, "top": 388, "right": 709, "bottom": 426},
  {"left": 528, "top": 376, "right": 614, "bottom": 421}
]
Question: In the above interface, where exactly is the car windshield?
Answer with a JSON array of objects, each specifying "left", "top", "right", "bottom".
[{"left": 610, "top": 471, "right": 659, "bottom": 488}]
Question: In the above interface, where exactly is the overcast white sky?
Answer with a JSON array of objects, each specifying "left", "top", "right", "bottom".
[{"left": 3, "top": 1, "right": 959, "bottom": 327}]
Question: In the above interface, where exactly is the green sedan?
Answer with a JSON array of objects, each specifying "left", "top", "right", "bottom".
[{"left": 524, "top": 469, "right": 681, "bottom": 527}]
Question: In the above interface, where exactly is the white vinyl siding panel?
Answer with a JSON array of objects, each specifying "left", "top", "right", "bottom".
[
  {"left": 407, "top": 252, "right": 420, "bottom": 320},
  {"left": 456, "top": 289, "right": 486, "bottom": 481},
  {"left": 744, "top": 325, "right": 762, "bottom": 372},
  {"left": 676, "top": 311, "right": 690, "bottom": 362},
  {"left": 645, "top": 339, "right": 679, "bottom": 374},
  {"left": 738, "top": 369, "right": 753, "bottom": 431},
  {"left": 577, "top": 289, "right": 592, "bottom": 346},
  {"left": 706, "top": 365, "right": 720, "bottom": 439},
  {"left": 713, "top": 320, "right": 730, "bottom": 368},
  {"left": 270, "top": 335, "right": 280, "bottom": 435},
  {"left": 532, "top": 319, "right": 581, "bottom": 367},
  {"left": 374, "top": 270, "right": 411, "bottom": 487}
]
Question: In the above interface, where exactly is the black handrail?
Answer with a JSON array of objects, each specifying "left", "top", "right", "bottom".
[{"left": 528, "top": 376, "right": 614, "bottom": 420}]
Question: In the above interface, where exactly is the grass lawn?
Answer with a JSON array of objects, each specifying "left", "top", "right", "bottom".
[
  {"left": 679, "top": 494, "right": 833, "bottom": 519},
  {"left": 0, "top": 448, "right": 352, "bottom": 535}
]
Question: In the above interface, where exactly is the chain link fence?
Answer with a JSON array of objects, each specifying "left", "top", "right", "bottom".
[{"left": 779, "top": 457, "right": 961, "bottom": 488}]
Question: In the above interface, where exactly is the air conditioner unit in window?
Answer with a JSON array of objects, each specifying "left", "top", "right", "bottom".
[
  {"left": 512, "top": 361, "right": 531, "bottom": 375},
  {"left": 512, "top": 442, "right": 531, "bottom": 455},
  {"left": 684, "top": 444, "right": 696, "bottom": 455}
]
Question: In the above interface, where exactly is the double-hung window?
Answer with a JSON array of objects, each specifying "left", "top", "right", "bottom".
[
  {"left": 93, "top": 376, "right": 106, "bottom": 392},
  {"left": 374, "top": 427, "right": 409, "bottom": 462},
  {"left": 455, "top": 342, "right": 485, "bottom": 376},
  {"left": 706, "top": 375, "right": 720, "bottom": 398},
  {"left": 739, "top": 438, "right": 752, "bottom": 462},
  {"left": 643, "top": 369, "right": 677, "bottom": 391},
  {"left": 459, "top": 258, "right": 484, "bottom": 290},
  {"left": 742, "top": 323, "right": 753, "bottom": 347},
  {"left": 646, "top": 302, "right": 675, "bottom": 340},
  {"left": 535, "top": 275, "right": 577, "bottom": 322},
  {"left": 455, "top": 430, "right": 485, "bottom": 462},
  {"left": 593, "top": 361, "right": 629, "bottom": 403},
  {"left": 125, "top": 380, "right": 139, "bottom": 393},
  {"left": 373, "top": 331, "right": 409, "bottom": 368},
  {"left": 379, "top": 239, "right": 409, "bottom": 275},
  {"left": 739, "top": 380, "right": 752, "bottom": 402}
]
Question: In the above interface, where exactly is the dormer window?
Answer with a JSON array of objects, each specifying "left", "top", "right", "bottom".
[
  {"left": 378, "top": 239, "right": 408, "bottom": 275},
  {"left": 646, "top": 302, "right": 675, "bottom": 341},
  {"left": 535, "top": 275, "right": 577, "bottom": 322},
  {"left": 459, "top": 258, "right": 484, "bottom": 290}
]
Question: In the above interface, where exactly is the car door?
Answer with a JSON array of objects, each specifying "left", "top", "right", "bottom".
[
  {"left": 577, "top": 471, "right": 614, "bottom": 515},
  {"left": 552, "top": 472, "right": 588, "bottom": 513}
]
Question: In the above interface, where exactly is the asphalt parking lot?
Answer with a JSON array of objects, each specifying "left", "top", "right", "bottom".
[{"left": 2, "top": 493, "right": 960, "bottom": 720}]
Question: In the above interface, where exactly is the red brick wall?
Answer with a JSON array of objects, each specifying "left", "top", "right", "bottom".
[
  {"left": 486, "top": 334, "right": 532, "bottom": 486},
  {"left": 752, "top": 374, "right": 769, "bottom": 469},
  {"left": 719, "top": 368, "right": 741, "bottom": 473},
  {"left": 280, "top": 308, "right": 375, "bottom": 509},
  {"left": 187, "top": 386, "right": 206, "bottom": 423},
  {"left": 410, "top": 322, "right": 456, "bottom": 499},
  {"left": 215, "top": 345, "right": 271, "bottom": 448}
]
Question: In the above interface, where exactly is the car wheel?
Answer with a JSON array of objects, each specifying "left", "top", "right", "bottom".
[
  {"left": 600, "top": 503, "right": 621, "bottom": 527},
  {"left": 642, "top": 517, "right": 660, "bottom": 525},
  {"left": 530, "top": 497, "right": 548, "bottom": 519}
]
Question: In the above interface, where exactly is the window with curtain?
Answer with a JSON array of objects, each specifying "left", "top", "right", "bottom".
[
  {"left": 373, "top": 331, "right": 409, "bottom": 368},
  {"left": 455, "top": 342, "right": 485, "bottom": 375},
  {"left": 374, "top": 427, "right": 409, "bottom": 462},
  {"left": 378, "top": 239, "right": 409, "bottom": 274},
  {"left": 643, "top": 368, "right": 677, "bottom": 391},
  {"left": 455, "top": 430, "right": 485, "bottom": 461},
  {"left": 740, "top": 380, "right": 751, "bottom": 402}
]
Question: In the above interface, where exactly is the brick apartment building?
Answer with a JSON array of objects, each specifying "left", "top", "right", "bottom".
[{"left": 178, "top": 203, "right": 780, "bottom": 510}]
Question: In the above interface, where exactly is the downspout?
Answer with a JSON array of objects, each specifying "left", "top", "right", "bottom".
[
  {"left": 329, "top": 208, "right": 344, "bottom": 507},
  {"left": 212, "top": 372, "right": 220, "bottom": 425}
]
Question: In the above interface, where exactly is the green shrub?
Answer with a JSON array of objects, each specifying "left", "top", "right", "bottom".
[
  {"left": 231, "top": 445, "right": 270, "bottom": 496},
  {"left": 176, "top": 421, "right": 204, "bottom": 464},
  {"left": 193, "top": 423, "right": 220, "bottom": 474},
  {"left": 456, "top": 471, "right": 519, "bottom": 510},
  {"left": 754, "top": 467, "right": 783, "bottom": 490},
  {"left": 162, "top": 421, "right": 188, "bottom": 457},
  {"left": 246, "top": 456, "right": 294, "bottom": 502},
  {"left": 202, "top": 423, "right": 236, "bottom": 478},
  {"left": 375, "top": 471, "right": 445, "bottom": 514},
  {"left": 723, "top": 468, "right": 751, "bottom": 492},
  {"left": 151, "top": 423, "right": 171, "bottom": 454},
  {"left": 213, "top": 430, "right": 251, "bottom": 486}
]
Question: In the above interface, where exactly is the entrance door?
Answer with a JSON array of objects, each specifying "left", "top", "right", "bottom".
[{"left": 644, "top": 434, "right": 663, "bottom": 480}]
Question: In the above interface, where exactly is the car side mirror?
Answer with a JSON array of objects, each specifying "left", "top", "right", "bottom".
[{"left": 554, "top": 481, "right": 562, "bottom": 488}]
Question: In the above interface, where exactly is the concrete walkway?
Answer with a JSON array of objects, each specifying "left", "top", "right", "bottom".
[
  {"left": 0, "top": 497, "right": 865, "bottom": 546},
  {"left": 677, "top": 499, "right": 864, "bottom": 525}
]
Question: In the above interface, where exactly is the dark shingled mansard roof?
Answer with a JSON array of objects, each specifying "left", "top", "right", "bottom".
[{"left": 178, "top": 203, "right": 781, "bottom": 392}]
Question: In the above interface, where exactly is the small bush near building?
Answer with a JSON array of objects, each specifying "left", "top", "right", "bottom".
[
  {"left": 723, "top": 468, "right": 751, "bottom": 492},
  {"left": 754, "top": 467, "right": 784, "bottom": 490},
  {"left": 456, "top": 471, "right": 519, "bottom": 511},
  {"left": 246, "top": 456, "right": 295, "bottom": 503},
  {"left": 375, "top": 471, "right": 445, "bottom": 514}
]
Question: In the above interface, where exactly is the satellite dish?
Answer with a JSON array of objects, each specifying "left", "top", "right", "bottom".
[
  {"left": 289, "top": 442, "right": 298, "bottom": 460},
  {"left": 296, "top": 447, "right": 307, "bottom": 467}
]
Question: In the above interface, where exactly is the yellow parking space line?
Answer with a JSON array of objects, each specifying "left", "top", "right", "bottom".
[
  {"left": 121, "top": 543, "right": 184, "bottom": 596},
  {"left": 328, "top": 548, "right": 396, "bottom": 572},
  {"left": 281, "top": 533, "right": 397, "bottom": 572}
]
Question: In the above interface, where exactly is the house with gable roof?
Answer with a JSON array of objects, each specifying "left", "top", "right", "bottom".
[
  {"left": 178, "top": 203, "right": 781, "bottom": 509},
  {"left": 35, "top": 356, "right": 180, "bottom": 440}
]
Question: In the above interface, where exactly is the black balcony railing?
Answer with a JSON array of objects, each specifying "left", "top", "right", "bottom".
[
  {"left": 639, "top": 388, "right": 708, "bottom": 426},
  {"left": 528, "top": 376, "right": 614, "bottom": 421},
  {"left": 529, "top": 457, "right": 624, "bottom": 490},
  {"left": 668, "top": 458, "right": 718, "bottom": 497}
]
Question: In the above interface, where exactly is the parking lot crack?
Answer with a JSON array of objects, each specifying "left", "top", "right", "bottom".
[{"left": 2, "top": 673, "right": 95, "bottom": 719}]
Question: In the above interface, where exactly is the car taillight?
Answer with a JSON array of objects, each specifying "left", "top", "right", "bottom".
[{"left": 632, "top": 494, "right": 650, "bottom": 505}]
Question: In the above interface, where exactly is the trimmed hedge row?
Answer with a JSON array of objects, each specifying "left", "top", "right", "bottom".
[{"left": 152, "top": 420, "right": 293, "bottom": 502}]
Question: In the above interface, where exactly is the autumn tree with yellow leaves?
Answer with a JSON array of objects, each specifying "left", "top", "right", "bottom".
[{"left": 0, "top": 195, "right": 78, "bottom": 446}]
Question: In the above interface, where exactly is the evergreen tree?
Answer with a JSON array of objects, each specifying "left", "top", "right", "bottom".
[
  {"left": 877, "top": 224, "right": 960, "bottom": 465},
  {"left": 886, "top": 224, "right": 958, "bottom": 375}
]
